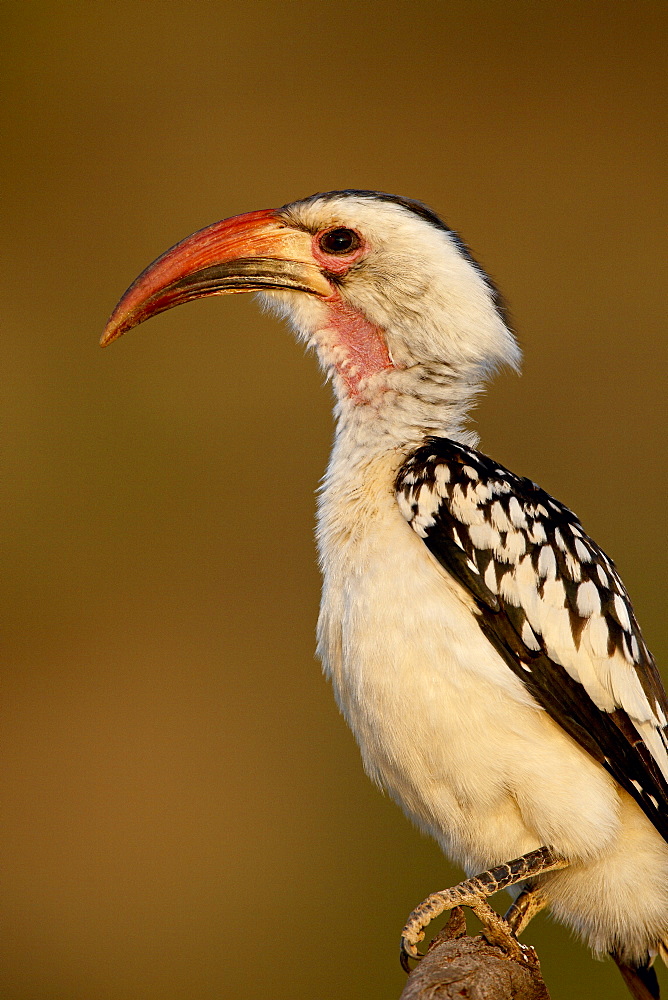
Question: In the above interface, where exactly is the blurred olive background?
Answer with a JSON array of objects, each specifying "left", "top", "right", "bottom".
[{"left": 2, "top": 2, "right": 666, "bottom": 998}]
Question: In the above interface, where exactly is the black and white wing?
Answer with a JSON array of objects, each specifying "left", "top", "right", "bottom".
[{"left": 396, "top": 437, "right": 668, "bottom": 840}]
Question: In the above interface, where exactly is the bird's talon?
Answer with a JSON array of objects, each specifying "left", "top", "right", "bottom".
[{"left": 399, "top": 939, "right": 423, "bottom": 973}]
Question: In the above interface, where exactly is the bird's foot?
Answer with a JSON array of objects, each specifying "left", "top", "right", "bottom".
[
  {"left": 400, "top": 846, "right": 568, "bottom": 972},
  {"left": 400, "top": 886, "right": 528, "bottom": 970}
]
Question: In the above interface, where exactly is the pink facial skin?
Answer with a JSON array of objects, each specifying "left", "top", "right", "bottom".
[
  {"left": 322, "top": 293, "right": 394, "bottom": 398},
  {"left": 312, "top": 229, "right": 394, "bottom": 398}
]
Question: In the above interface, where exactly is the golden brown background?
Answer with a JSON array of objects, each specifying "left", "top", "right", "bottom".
[{"left": 2, "top": 3, "right": 666, "bottom": 998}]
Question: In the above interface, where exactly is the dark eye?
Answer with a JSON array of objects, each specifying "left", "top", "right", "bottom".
[{"left": 318, "top": 228, "right": 361, "bottom": 255}]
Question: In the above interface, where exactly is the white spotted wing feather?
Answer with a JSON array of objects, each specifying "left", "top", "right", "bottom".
[{"left": 396, "top": 438, "right": 668, "bottom": 838}]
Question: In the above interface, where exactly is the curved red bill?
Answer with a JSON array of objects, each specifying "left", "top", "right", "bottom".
[{"left": 101, "top": 208, "right": 332, "bottom": 346}]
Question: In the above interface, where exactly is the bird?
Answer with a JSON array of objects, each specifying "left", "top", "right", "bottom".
[{"left": 102, "top": 190, "right": 668, "bottom": 999}]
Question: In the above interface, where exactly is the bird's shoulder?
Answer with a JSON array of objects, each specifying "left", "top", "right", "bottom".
[{"left": 395, "top": 436, "right": 668, "bottom": 837}]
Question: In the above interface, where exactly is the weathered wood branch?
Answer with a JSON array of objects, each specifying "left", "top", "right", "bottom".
[{"left": 399, "top": 907, "right": 551, "bottom": 1000}]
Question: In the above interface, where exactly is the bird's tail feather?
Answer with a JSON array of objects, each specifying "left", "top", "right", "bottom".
[{"left": 611, "top": 951, "right": 660, "bottom": 1000}]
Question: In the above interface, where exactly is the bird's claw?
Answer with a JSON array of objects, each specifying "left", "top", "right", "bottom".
[{"left": 399, "top": 934, "right": 424, "bottom": 972}]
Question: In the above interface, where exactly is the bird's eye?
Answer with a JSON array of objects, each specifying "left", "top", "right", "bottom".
[{"left": 318, "top": 228, "right": 361, "bottom": 255}]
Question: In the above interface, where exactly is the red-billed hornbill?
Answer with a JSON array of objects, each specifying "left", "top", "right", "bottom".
[{"left": 102, "top": 191, "right": 668, "bottom": 999}]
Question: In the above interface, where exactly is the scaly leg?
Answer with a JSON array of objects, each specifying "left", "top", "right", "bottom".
[
  {"left": 504, "top": 884, "right": 549, "bottom": 936},
  {"left": 400, "top": 846, "right": 568, "bottom": 971}
]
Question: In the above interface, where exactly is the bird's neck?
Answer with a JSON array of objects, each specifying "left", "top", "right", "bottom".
[
  {"left": 329, "top": 362, "right": 483, "bottom": 465},
  {"left": 316, "top": 366, "right": 479, "bottom": 577},
  {"left": 306, "top": 296, "right": 488, "bottom": 457}
]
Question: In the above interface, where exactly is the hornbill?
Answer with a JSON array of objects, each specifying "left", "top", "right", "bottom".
[{"left": 102, "top": 190, "right": 668, "bottom": 999}]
